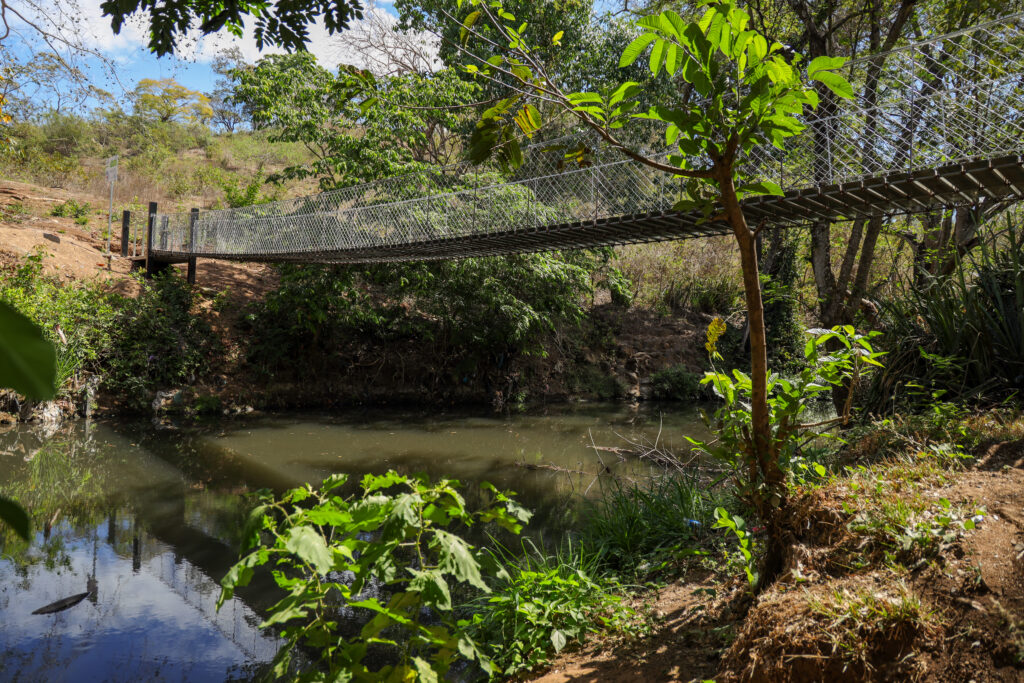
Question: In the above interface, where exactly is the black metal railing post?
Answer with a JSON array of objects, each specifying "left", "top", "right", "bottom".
[
  {"left": 120, "top": 210, "right": 131, "bottom": 257},
  {"left": 145, "top": 201, "right": 158, "bottom": 277},
  {"left": 187, "top": 208, "right": 199, "bottom": 285}
]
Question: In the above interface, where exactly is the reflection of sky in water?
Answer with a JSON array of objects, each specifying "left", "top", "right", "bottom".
[
  {"left": 0, "top": 521, "right": 277, "bottom": 682},
  {"left": 0, "top": 404, "right": 707, "bottom": 681}
]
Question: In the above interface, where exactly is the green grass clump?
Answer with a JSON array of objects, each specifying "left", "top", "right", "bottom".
[
  {"left": 580, "top": 475, "right": 728, "bottom": 575},
  {"left": 50, "top": 198, "right": 92, "bottom": 225},
  {"left": 464, "top": 540, "right": 636, "bottom": 677}
]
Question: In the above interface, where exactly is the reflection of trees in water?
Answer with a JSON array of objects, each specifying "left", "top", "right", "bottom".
[
  {"left": 0, "top": 423, "right": 107, "bottom": 568},
  {"left": 0, "top": 423, "right": 281, "bottom": 679}
]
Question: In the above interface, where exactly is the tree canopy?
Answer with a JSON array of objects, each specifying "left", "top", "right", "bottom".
[
  {"left": 229, "top": 52, "right": 479, "bottom": 189},
  {"left": 99, "top": 0, "right": 366, "bottom": 56},
  {"left": 131, "top": 78, "right": 213, "bottom": 124}
]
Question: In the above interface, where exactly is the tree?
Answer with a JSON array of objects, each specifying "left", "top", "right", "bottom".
[
  {"left": 230, "top": 52, "right": 479, "bottom": 188},
  {"left": 332, "top": 4, "right": 441, "bottom": 76},
  {"left": 0, "top": 47, "right": 109, "bottom": 121},
  {"left": 131, "top": 77, "right": 213, "bottom": 123},
  {"left": 395, "top": 0, "right": 593, "bottom": 87},
  {"left": 739, "top": 0, "right": 1023, "bottom": 327},
  {"left": 452, "top": 0, "right": 851, "bottom": 586},
  {"left": 209, "top": 47, "right": 250, "bottom": 132},
  {"left": 100, "top": 0, "right": 365, "bottom": 56}
]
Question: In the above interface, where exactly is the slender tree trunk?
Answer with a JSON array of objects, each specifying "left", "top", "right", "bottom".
[
  {"left": 720, "top": 170, "right": 789, "bottom": 588},
  {"left": 720, "top": 173, "right": 770, "bottom": 469}
]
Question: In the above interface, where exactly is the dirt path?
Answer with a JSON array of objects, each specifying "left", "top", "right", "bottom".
[{"left": 1, "top": 179, "right": 279, "bottom": 302}]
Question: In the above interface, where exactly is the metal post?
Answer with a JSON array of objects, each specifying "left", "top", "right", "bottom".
[
  {"left": 591, "top": 168, "right": 597, "bottom": 223},
  {"left": 120, "top": 210, "right": 130, "bottom": 257},
  {"left": 145, "top": 201, "right": 158, "bottom": 278},
  {"left": 187, "top": 208, "right": 199, "bottom": 285}
]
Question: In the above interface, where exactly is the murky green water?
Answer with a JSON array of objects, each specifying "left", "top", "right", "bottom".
[{"left": 0, "top": 404, "right": 706, "bottom": 682}]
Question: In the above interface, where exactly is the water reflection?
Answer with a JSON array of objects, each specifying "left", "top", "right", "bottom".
[
  {"left": 0, "top": 424, "right": 279, "bottom": 682},
  {"left": 0, "top": 404, "right": 706, "bottom": 681}
]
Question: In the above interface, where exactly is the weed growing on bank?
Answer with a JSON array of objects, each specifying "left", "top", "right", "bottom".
[
  {"left": 0, "top": 252, "right": 219, "bottom": 411},
  {"left": 579, "top": 475, "right": 729, "bottom": 576},
  {"left": 465, "top": 539, "right": 639, "bottom": 676}
]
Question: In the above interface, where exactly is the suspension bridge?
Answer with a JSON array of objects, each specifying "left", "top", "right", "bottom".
[{"left": 136, "top": 14, "right": 1024, "bottom": 277}]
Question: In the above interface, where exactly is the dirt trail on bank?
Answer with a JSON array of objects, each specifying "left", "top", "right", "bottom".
[
  {"left": 0, "top": 179, "right": 279, "bottom": 302},
  {"left": 530, "top": 441, "right": 1024, "bottom": 683}
]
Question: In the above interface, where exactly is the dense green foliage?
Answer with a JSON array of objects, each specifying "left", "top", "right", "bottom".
[
  {"left": 465, "top": 540, "right": 634, "bottom": 676},
  {"left": 690, "top": 326, "right": 883, "bottom": 555},
  {"left": 868, "top": 219, "right": 1024, "bottom": 409},
  {"left": 0, "top": 270, "right": 57, "bottom": 541},
  {"left": 230, "top": 53, "right": 478, "bottom": 189},
  {"left": 244, "top": 244, "right": 622, "bottom": 379},
  {"left": 580, "top": 476, "right": 726, "bottom": 574},
  {"left": 0, "top": 254, "right": 217, "bottom": 410},
  {"left": 649, "top": 365, "right": 703, "bottom": 401},
  {"left": 218, "top": 471, "right": 532, "bottom": 681},
  {"left": 102, "top": 273, "right": 218, "bottom": 410}
]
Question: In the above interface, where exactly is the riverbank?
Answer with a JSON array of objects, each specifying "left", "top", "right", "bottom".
[
  {"left": 527, "top": 410, "right": 1024, "bottom": 682},
  {"left": 0, "top": 182, "right": 732, "bottom": 422}
]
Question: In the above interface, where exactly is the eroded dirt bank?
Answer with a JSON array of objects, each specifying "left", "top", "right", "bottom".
[{"left": 530, "top": 428, "right": 1024, "bottom": 682}]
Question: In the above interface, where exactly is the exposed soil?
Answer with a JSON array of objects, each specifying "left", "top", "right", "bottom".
[
  {"left": 530, "top": 572, "right": 741, "bottom": 683},
  {"left": 527, "top": 440, "right": 1024, "bottom": 683},
  {"left": 0, "top": 179, "right": 279, "bottom": 305}
]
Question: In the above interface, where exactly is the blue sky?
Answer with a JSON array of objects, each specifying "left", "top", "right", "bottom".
[{"left": 5, "top": 0, "right": 402, "bottom": 108}]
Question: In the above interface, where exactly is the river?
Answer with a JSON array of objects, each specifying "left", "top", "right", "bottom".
[{"left": 0, "top": 403, "right": 707, "bottom": 682}]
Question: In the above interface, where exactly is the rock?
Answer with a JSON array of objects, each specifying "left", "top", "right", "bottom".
[{"left": 152, "top": 389, "right": 185, "bottom": 413}]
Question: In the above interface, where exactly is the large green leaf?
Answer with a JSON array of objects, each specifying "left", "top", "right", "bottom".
[
  {"left": 807, "top": 55, "right": 847, "bottom": 76},
  {"left": 433, "top": 529, "right": 487, "bottom": 591},
  {"left": 618, "top": 33, "right": 656, "bottom": 68},
  {"left": 283, "top": 525, "right": 334, "bottom": 574},
  {"left": 811, "top": 71, "right": 854, "bottom": 99},
  {"left": 408, "top": 568, "right": 453, "bottom": 611},
  {"left": 0, "top": 300, "right": 56, "bottom": 400}
]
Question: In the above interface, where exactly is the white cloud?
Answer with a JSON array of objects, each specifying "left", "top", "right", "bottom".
[
  {"left": 2, "top": 0, "right": 438, "bottom": 102},
  {"left": 187, "top": 4, "right": 440, "bottom": 74}
]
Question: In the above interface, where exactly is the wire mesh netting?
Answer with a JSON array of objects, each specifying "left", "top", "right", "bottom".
[{"left": 149, "top": 13, "right": 1024, "bottom": 263}]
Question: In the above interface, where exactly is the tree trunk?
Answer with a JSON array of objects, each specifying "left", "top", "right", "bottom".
[
  {"left": 720, "top": 172, "right": 791, "bottom": 593},
  {"left": 719, "top": 173, "right": 771, "bottom": 474}
]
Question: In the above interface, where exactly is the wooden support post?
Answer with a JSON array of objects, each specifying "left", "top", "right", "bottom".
[
  {"left": 120, "top": 210, "right": 131, "bottom": 257},
  {"left": 145, "top": 201, "right": 158, "bottom": 278},
  {"left": 187, "top": 208, "right": 199, "bottom": 285}
]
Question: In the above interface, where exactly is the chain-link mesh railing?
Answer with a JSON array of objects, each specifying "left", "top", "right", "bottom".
[{"left": 149, "top": 13, "right": 1024, "bottom": 263}]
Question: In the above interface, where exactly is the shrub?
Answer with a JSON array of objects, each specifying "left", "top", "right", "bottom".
[
  {"left": 218, "top": 472, "right": 532, "bottom": 681},
  {"left": 650, "top": 365, "right": 703, "bottom": 401},
  {"left": 0, "top": 249, "right": 116, "bottom": 398},
  {"left": 51, "top": 199, "right": 92, "bottom": 225},
  {"left": 244, "top": 250, "right": 607, "bottom": 379},
  {"left": 101, "top": 272, "right": 218, "bottom": 410},
  {"left": 465, "top": 540, "right": 634, "bottom": 676},
  {"left": 865, "top": 218, "right": 1024, "bottom": 410}
]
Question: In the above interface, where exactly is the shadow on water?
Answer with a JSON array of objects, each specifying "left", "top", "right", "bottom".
[{"left": 0, "top": 403, "right": 707, "bottom": 681}]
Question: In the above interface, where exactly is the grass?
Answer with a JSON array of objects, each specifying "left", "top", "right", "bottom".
[
  {"left": 616, "top": 238, "right": 741, "bottom": 314},
  {"left": 579, "top": 475, "right": 731, "bottom": 576},
  {"left": 464, "top": 538, "right": 639, "bottom": 677},
  {"left": 1, "top": 115, "right": 315, "bottom": 212},
  {"left": 807, "top": 581, "right": 936, "bottom": 668}
]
